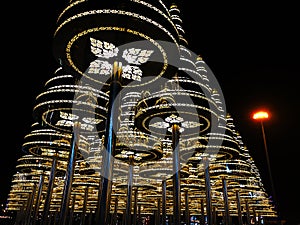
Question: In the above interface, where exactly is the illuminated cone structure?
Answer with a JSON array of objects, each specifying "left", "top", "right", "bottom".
[{"left": 4, "top": 1, "right": 277, "bottom": 225}]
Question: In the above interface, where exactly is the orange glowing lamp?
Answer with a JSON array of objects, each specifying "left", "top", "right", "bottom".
[{"left": 252, "top": 110, "right": 269, "bottom": 121}]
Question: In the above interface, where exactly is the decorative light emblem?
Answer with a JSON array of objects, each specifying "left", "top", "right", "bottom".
[
  {"left": 149, "top": 114, "right": 202, "bottom": 133},
  {"left": 88, "top": 38, "right": 154, "bottom": 81},
  {"left": 56, "top": 111, "right": 102, "bottom": 131},
  {"left": 165, "top": 114, "right": 184, "bottom": 124}
]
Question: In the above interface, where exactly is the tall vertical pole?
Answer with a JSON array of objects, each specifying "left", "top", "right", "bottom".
[
  {"left": 222, "top": 177, "right": 230, "bottom": 225},
  {"left": 133, "top": 188, "right": 138, "bottom": 225},
  {"left": 172, "top": 123, "right": 181, "bottom": 225},
  {"left": 125, "top": 155, "right": 134, "bottom": 225},
  {"left": 43, "top": 156, "right": 57, "bottom": 223},
  {"left": 15, "top": 201, "right": 26, "bottom": 225},
  {"left": 80, "top": 186, "right": 89, "bottom": 225},
  {"left": 98, "top": 61, "right": 122, "bottom": 225},
  {"left": 95, "top": 175, "right": 103, "bottom": 223},
  {"left": 24, "top": 184, "right": 37, "bottom": 225},
  {"left": 185, "top": 190, "right": 190, "bottom": 225},
  {"left": 33, "top": 172, "right": 45, "bottom": 225},
  {"left": 59, "top": 121, "right": 80, "bottom": 225},
  {"left": 235, "top": 190, "right": 243, "bottom": 225},
  {"left": 260, "top": 121, "right": 277, "bottom": 208},
  {"left": 154, "top": 198, "right": 161, "bottom": 225},
  {"left": 203, "top": 157, "right": 212, "bottom": 225},
  {"left": 162, "top": 178, "right": 167, "bottom": 225},
  {"left": 157, "top": 198, "right": 161, "bottom": 225}
]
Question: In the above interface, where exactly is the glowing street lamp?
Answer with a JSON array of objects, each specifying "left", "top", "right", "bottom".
[
  {"left": 252, "top": 111, "right": 269, "bottom": 120},
  {"left": 252, "top": 110, "right": 277, "bottom": 208}
]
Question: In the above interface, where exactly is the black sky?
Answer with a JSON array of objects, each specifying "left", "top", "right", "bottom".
[{"left": 1, "top": 1, "right": 299, "bottom": 224}]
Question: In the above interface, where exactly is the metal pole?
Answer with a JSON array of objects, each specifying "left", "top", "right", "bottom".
[
  {"left": 172, "top": 123, "right": 181, "bottom": 225},
  {"left": 32, "top": 173, "right": 44, "bottom": 225},
  {"left": 80, "top": 186, "right": 89, "bottom": 225},
  {"left": 98, "top": 61, "right": 122, "bottom": 225},
  {"left": 133, "top": 189, "right": 138, "bottom": 225},
  {"left": 162, "top": 178, "right": 167, "bottom": 225},
  {"left": 14, "top": 201, "right": 25, "bottom": 225},
  {"left": 24, "top": 184, "right": 37, "bottom": 225},
  {"left": 203, "top": 157, "right": 212, "bottom": 225},
  {"left": 260, "top": 121, "right": 277, "bottom": 207},
  {"left": 185, "top": 190, "right": 190, "bottom": 225},
  {"left": 125, "top": 155, "right": 134, "bottom": 225},
  {"left": 157, "top": 198, "right": 161, "bottom": 225},
  {"left": 42, "top": 156, "right": 57, "bottom": 223},
  {"left": 235, "top": 190, "right": 243, "bottom": 225},
  {"left": 95, "top": 175, "right": 103, "bottom": 223},
  {"left": 154, "top": 210, "right": 159, "bottom": 225},
  {"left": 222, "top": 177, "right": 230, "bottom": 225},
  {"left": 59, "top": 121, "right": 80, "bottom": 225}
]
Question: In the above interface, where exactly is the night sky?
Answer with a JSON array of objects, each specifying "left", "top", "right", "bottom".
[{"left": 1, "top": 1, "right": 299, "bottom": 224}]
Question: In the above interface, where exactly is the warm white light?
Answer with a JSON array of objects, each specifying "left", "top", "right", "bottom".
[
  {"left": 90, "top": 38, "right": 119, "bottom": 58},
  {"left": 88, "top": 38, "right": 154, "bottom": 81},
  {"left": 165, "top": 114, "right": 183, "bottom": 123}
]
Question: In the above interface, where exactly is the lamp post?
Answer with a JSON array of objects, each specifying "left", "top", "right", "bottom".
[{"left": 252, "top": 110, "right": 277, "bottom": 208}]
